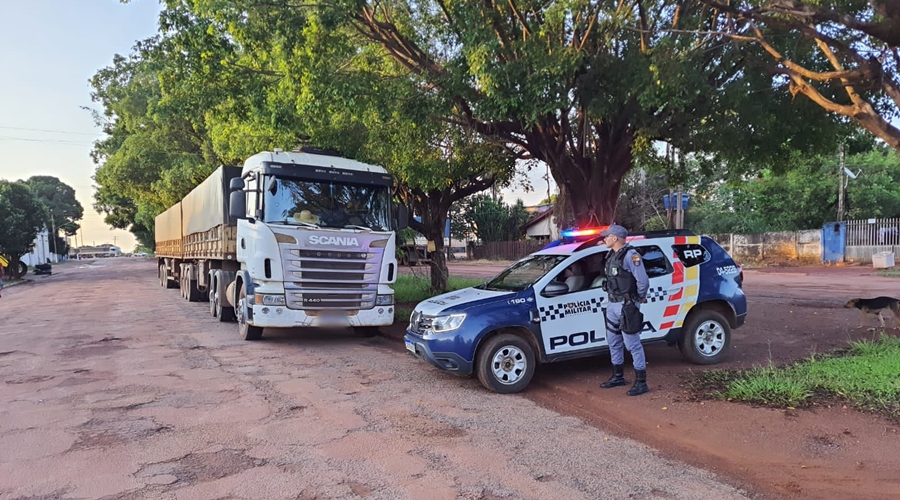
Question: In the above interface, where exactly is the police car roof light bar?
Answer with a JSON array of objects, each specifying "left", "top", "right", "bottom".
[{"left": 561, "top": 226, "right": 608, "bottom": 238}]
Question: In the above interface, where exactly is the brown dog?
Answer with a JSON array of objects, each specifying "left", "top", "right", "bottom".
[{"left": 844, "top": 297, "right": 900, "bottom": 330}]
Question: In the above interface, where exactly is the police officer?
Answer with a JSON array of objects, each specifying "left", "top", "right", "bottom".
[{"left": 599, "top": 224, "right": 650, "bottom": 396}]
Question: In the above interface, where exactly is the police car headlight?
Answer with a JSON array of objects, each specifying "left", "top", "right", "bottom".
[{"left": 431, "top": 313, "right": 466, "bottom": 333}]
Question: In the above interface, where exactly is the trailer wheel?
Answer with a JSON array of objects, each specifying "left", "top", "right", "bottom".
[
  {"left": 237, "top": 287, "right": 263, "bottom": 340},
  {"left": 215, "top": 293, "right": 235, "bottom": 322},
  {"left": 185, "top": 279, "right": 201, "bottom": 302},
  {"left": 159, "top": 265, "right": 166, "bottom": 288},
  {"left": 209, "top": 286, "right": 218, "bottom": 317}
]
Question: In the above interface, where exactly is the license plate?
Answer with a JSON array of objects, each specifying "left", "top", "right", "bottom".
[
  {"left": 319, "top": 313, "right": 348, "bottom": 326},
  {"left": 405, "top": 339, "right": 416, "bottom": 353}
]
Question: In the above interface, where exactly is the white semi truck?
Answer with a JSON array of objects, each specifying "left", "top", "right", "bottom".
[{"left": 155, "top": 147, "right": 408, "bottom": 340}]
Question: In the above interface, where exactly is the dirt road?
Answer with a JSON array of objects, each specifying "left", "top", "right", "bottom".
[
  {"left": 0, "top": 259, "right": 749, "bottom": 500},
  {"left": 399, "top": 262, "right": 900, "bottom": 500}
]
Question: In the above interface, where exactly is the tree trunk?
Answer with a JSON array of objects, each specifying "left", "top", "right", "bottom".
[
  {"left": 406, "top": 190, "right": 451, "bottom": 293},
  {"left": 538, "top": 126, "right": 635, "bottom": 227}
]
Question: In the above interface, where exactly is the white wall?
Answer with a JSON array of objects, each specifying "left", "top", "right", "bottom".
[{"left": 20, "top": 230, "right": 60, "bottom": 266}]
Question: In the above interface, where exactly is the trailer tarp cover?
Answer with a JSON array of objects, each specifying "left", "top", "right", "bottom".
[{"left": 181, "top": 166, "right": 243, "bottom": 236}]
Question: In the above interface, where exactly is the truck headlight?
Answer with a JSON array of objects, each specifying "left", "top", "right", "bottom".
[
  {"left": 375, "top": 294, "right": 394, "bottom": 306},
  {"left": 431, "top": 313, "right": 466, "bottom": 333},
  {"left": 256, "top": 294, "right": 286, "bottom": 306}
]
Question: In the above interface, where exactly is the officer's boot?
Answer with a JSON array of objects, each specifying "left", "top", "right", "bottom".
[
  {"left": 627, "top": 369, "right": 649, "bottom": 396},
  {"left": 600, "top": 364, "right": 628, "bottom": 388}
]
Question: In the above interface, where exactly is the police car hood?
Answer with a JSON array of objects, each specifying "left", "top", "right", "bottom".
[{"left": 415, "top": 287, "right": 513, "bottom": 316}]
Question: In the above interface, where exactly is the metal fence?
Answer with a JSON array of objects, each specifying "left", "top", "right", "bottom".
[
  {"left": 844, "top": 218, "right": 900, "bottom": 264},
  {"left": 845, "top": 218, "right": 900, "bottom": 246}
]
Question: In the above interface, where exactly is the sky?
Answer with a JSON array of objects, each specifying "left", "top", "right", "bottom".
[
  {"left": 0, "top": 0, "right": 162, "bottom": 252},
  {"left": 0, "top": 1, "right": 553, "bottom": 254}
]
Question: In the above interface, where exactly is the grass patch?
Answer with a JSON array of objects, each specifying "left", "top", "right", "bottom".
[
  {"left": 687, "top": 335, "right": 900, "bottom": 421},
  {"left": 393, "top": 274, "right": 486, "bottom": 304},
  {"left": 877, "top": 268, "right": 900, "bottom": 277}
]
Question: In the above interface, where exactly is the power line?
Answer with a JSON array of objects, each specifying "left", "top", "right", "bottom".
[
  {"left": 0, "top": 136, "right": 95, "bottom": 145},
  {"left": 0, "top": 125, "right": 101, "bottom": 136}
]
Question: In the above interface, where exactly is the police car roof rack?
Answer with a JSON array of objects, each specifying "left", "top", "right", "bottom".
[
  {"left": 572, "top": 229, "right": 698, "bottom": 252},
  {"left": 629, "top": 229, "right": 697, "bottom": 238}
]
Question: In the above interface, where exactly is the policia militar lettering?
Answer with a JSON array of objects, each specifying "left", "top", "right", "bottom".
[{"left": 599, "top": 224, "right": 650, "bottom": 396}]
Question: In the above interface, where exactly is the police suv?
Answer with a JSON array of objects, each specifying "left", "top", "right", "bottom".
[{"left": 404, "top": 229, "right": 747, "bottom": 393}]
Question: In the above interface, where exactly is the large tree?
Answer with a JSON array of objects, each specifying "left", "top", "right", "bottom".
[
  {"left": 24, "top": 176, "right": 84, "bottom": 255},
  {"left": 0, "top": 181, "right": 47, "bottom": 276},
  {"left": 296, "top": 0, "right": 842, "bottom": 226},
  {"left": 702, "top": 0, "right": 900, "bottom": 152}
]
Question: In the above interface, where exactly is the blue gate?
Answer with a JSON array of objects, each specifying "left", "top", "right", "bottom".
[{"left": 822, "top": 222, "right": 846, "bottom": 263}]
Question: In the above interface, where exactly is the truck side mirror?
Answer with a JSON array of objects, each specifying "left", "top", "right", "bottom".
[
  {"left": 229, "top": 178, "right": 245, "bottom": 191},
  {"left": 396, "top": 204, "right": 409, "bottom": 230},
  {"left": 229, "top": 191, "right": 246, "bottom": 219}
]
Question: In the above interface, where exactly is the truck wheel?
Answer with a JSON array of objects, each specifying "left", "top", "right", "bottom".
[
  {"left": 215, "top": 293, "right": 235, "bottom": 322},
  {"left": 353, "top": 326, "right": 379, "bottom": 337},
  {"left": 14, "top": 261, "right": 27, "bottom": 279},
  {"left": 185, "top": 279, "right": 201, "bottom": 302},
  {"left": 209, "top": 289, "right": 218, "bottom": 317},
  {"left": 237, "top": 288, "right": 263, "bottom": 340},
  {"left": 475, "top": 334, "right": 535, "bottom": 394},
  {"left": 679, "top": 310, "right": 732, "bottom": 364}
]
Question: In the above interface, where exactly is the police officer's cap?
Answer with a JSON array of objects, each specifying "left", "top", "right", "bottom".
[{"left": 600, "top": 224, "right": 628, "bottom": 239}]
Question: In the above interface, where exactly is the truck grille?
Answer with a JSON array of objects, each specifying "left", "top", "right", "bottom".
[{"left": 282, "top": 247, "right": 383, "bottom": 310}]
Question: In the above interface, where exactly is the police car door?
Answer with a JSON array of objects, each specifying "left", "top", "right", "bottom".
[
  {"left": 633, "top": 243, "right": 675, "bottom": 341},
  {"left": 534, "top": 252, "right": 608, "bottom": 357}
]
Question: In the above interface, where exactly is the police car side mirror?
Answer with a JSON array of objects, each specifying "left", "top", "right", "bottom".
[{"left": 542, "top": 282, "right": 569, "bottom": 298}]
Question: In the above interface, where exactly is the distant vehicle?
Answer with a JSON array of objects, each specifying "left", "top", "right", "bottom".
[
  {"left": 154, "top": 148, "right": 409, "bottom": 341},
  {"left": 135, "top": 252, "right": 149, "bottom": 257}
]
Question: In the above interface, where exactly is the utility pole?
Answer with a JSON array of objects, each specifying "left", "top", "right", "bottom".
[{"left": 837, "top": 143, "right": 845, "bottom": 222}]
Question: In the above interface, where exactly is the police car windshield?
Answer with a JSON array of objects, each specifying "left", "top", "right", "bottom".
[{"left": 481, "top": 255, "right": 568, "bottom": 292}]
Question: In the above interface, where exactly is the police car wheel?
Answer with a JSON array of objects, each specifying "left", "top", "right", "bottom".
[
  {"left": 679, "top": 310, "right": 731, "bottom": 364},
  {"left": 476, "top": 334, "right": 535, "bottom": 394}
]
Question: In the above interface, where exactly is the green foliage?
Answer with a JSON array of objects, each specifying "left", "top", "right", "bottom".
[
  {"left": 393, "top": 274, "right": 486, "bottom": 304},
  {"left": 689, "top": 145, "right": 900, "bottom": 234},
  {"left": 458, "top": 195, "right": 530, "bottom": 243},
  {"left": 24, "top": 176, "right": 84, "bottom": 236},
  {"left": 0, "top": 181, "right": 47, "bottom": 263},
  {"left": 695, "top": 335, "right": 900, "bottom": 421}
]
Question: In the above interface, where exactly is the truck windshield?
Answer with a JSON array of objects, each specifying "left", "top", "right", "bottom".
[
  {"left": 264, "top": 177, "right": 392, "bottom": 231},
  {"left": 480, "top": 254, "right": 567, "bottom": 292}
]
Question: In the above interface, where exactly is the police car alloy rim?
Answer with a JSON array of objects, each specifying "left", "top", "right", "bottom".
[
  {"left": 694, "top": 320, "right": 726, "bottom": 357},
  {"left": 491, "top": 345, "right": 527, "bottom": 384}
]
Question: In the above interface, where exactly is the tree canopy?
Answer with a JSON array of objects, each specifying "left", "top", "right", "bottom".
[
  {"left": 24, "top": 176, "right": 84, "bottom": 239},
  {"left": 0, "top": 181, "right": 47, "bottom": 269},
  {"left": 702, "top": 0, "right": 900, "bottom": 152}
]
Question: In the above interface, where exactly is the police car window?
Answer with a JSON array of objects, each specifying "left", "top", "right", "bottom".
[
  {"left": 636, "top": 245, "right": 672, "bottom": 278},
  {"left": 673, "top": 244, "right": 710, "bottom": 267},
  {"left": 481, "top": 254, "right": 568, "bottom": 292}
]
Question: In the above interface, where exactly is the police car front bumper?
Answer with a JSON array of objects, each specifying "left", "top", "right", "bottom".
[{"left": 404, "top": 331, "right": 473, "bottom": 376}]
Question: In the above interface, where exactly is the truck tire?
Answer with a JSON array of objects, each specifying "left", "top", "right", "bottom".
[
  {"left": 209, "top": 287, "right": 218, "bottom": 317},
  {"left": 185, "top": 279, "right": 201, "bottom": 302},
  {"left": 475, "top": 334, "right": 535, "bottom": 394},
  {"left": 679, "top": 309, "right": 732, "bottom": 364},
  {"left": 237, "top": 287, "right": 263, "bottom": 340},
  {"left": 215, "top": 293, "right": 235, "bottom": 322}
]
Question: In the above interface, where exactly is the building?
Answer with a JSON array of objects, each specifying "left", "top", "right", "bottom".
[
  {"left": 521, "top": 205, "right": 560, "bottom": 241},
  {"left": 20, "top": 230, "right": 63, "bottom": 266}
]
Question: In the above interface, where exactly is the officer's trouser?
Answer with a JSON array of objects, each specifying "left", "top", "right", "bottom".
[{"left": 605, "top": 301, "right": 646, "bottom": 371}]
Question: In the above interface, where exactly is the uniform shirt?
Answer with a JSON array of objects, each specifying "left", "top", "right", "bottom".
[{"left": 620, "top": 247, "right": 650, "bottom": 300}]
